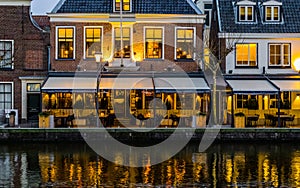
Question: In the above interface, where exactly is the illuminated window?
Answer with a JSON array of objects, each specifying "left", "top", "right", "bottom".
[
  {"left": 27, "top": 83, "right": 40, "bottom": 92},
  {"left": 239, "top": 6, "right": 253, "bottom": 21},
  {"left": 0, "top": 40, "right": 13, "bottom": 69},
  {"left": 265, "top": 6, "right": 280, "bottom": 21},
  {"left": 0, "top": 83, "right": 12, "bottom": 109},
  {"left": 57, "top": 27, "right": 74, "bottom": 59},
  {"left": 114, "top": 0, "right": 131, "bottom": 12},
  {"left": 145, "top": 28, "right": 163, "bottom": 59},
  {"left": 114, "top": 27, "right": 131, "bottom": 58},
  {"left": 85, "top": 27, "right": 102, "bottom": 58},
  {"left": 176, "top": 28, "right": 194, "bottom": 60},
  {"left": 269, "top": 44, "right": 290, "bottom": 66},
  {"left": 236, "top": 43, "right": 257, "bottom": 66}
]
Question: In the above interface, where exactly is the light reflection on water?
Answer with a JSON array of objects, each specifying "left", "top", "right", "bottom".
[{"left": 0, "top": 142, "right": 300, "bottom": 187}]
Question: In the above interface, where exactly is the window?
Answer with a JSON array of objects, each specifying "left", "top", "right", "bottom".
[
  {"left": 269, "top": 44, "right": 290, "bottom": 66},
  {"left": 114, "top": 27, "right": 131, "bottom": 58},
  {"left": 236, "top": 95, "right": 248, "bottom": 109},
  {"left": 27, "top": 83, "right": 40, "bottom": 92},
  {"left": 236, "top": 43, "right": 257, "bottom": 66},
  {"left": 145, "top": 28, "right": 163, "bottom": 59},
  {"left": 0, "top": 40, "right": 13, "bottom": 69},
  {"left": 265, "top": 6, "right": 280, "bottom": 21},
  {"left": 57, "top": 27, "right": 74, "bottom": 59},
  {"left": 176, "top": 28, "right": 195, "bottom": 60},
  {"left": 114, "top": 0, "right": 131, "bottom": 12},
  {"left": 85, "top": 27, "right": 102, "bottom": 59},
  {"left": 239, "top": 6, "right": 253, "bottom": 21},
  {"left": 204, "top": 3, "right": 212, "bottom": 26},
  {"left": 0, "top": 83, "right": 12, "bottom": 109}
]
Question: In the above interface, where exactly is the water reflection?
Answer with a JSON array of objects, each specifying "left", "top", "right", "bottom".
[{"left": 0, "top": 142, "right": 300, "bottom": 187}]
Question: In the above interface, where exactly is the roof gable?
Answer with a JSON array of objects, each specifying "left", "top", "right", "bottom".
[{"left": 52, "top": 0, "right": 202, "bottom": 15}]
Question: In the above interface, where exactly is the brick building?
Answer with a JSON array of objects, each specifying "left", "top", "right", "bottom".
[
  {"left": 0, "top": 0, "right": 49, "bottom": 124},
  {"left": 41, "top": 0, "right": 210, "bottom": 128}
]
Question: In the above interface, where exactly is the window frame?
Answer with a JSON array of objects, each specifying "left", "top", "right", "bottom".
[
  {"left": 204, "top": 3, "right": 213, "bottom": 27},
  {"left": 83, "top": 26, "right": 103, "bottom": 59},
  {"left": 0, "top": 40, "right": 14, "bottom": 70},
  {"left": 113, "top": 26, "right": 132, "bottom": 59},
  {"left": 174, "top": 27, "right": 196, "bottom": 61},
  {"left": 55, "top": 26, "right": 76, "bottom": 60},
  {"left": 265, "top": 6, "right": 280, "bottom": 22},
  {"left": 144, "top": 26, "right": 164, "bottom": 60},
  {"left": 268, "top": 43, "right": 291, "bottom": 67},
  {"left": 238, "top": 5, "right": 254, "bottom": 22},
  {"left": 235, "top": 43, "right": 258, "bottom": 67},
  {"left": 0, "top": 82, "right": 13, "bottom": 109},
  {"left": 114, "top": 0, "right": 132, "bottom": 12}
]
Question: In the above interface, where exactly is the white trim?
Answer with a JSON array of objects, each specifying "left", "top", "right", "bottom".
[
  {"left": 218, "top": 33, "right": 300, "bottom": 39},
  {"left": 83, "top": 26, "right": 104, "bottom": 59},
  {"left": 174, "top": 27, "right": 197, "bottom": 60},
  {"left": 262, "top": 0, "right": 282, "bottom": 6},
  {"left": 49, "top": 13, "right": 206, "bottom": 24},
  {"left": 55, "top": 26, "right": 76, "bottom": 60},
  {"left": 143, "top": 26, "right": 165, "bottom": 60},
  {"left": 111, "top": 26, "right": 133, "bottom": 61},
  {"left": 0, "top": 82, "right": 14, "bottom": 109},
  {"left": 0, "top": 0, "right": 31, "bottom": 6},
  {"left": 236, "top": 0, "right": 256, "bottom": 6},
  {"left": 0, "top": 40, "right": 14, "bottom": 70}
]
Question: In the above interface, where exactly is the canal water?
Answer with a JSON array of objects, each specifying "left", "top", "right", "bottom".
[{"left": 0, "top": 141, "right": 299, "bottom": 187}]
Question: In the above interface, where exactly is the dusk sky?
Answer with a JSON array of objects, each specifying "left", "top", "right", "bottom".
[{"left": 31, "top": 0, "right": 61, "bottom": 15}]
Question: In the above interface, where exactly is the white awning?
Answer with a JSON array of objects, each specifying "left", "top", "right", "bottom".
[
  {"left": 270, "top": 80, "right": 300, "bottom": 92},
  {"left": 99, "top": 77, "right": 154, "bottom": 90},
  {"left": 42, "top": 77, "right": 97, "bottom": 92},
  {"left": 227, "top": 80, "right": 278, "bottom": 94},
  {"left": 154, "top": 77, "right": 210, "bottom": 93}
]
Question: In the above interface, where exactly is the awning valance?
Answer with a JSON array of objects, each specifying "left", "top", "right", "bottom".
[
  {"left": 154, "top": 77, "right": 210, "bottom": 93},
  {"left": 99, "top": 77, "right": 154, "bottom": 90},
  {"left": 41, "top": 77, "right": 97, "bottom": 93},
  {"left": 226, "top": 79, "right": 278, "bottom": 94},
  {"left": 270, "top": 80, "right": 300, "bottom": 92}
]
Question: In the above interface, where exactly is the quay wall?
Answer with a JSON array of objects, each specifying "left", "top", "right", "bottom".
[{"left": 0, "top": 128, "right": 300, "bottom": 142}]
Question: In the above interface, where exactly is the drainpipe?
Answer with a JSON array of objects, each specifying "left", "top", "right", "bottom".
[{"left": 47, "top": 46, "right": 51, "bottom": 71}]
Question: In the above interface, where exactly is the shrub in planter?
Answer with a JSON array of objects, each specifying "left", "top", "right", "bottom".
[{"left": 234, "top": 112, "right": 245, "bottom": 128}]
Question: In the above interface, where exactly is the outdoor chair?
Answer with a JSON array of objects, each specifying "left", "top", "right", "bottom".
[
  {"left": 66, "top": 114, "right": 75, "bottom": 127},
  {"left": 285, "top": 115, "right": 295, "bottom": 127}
]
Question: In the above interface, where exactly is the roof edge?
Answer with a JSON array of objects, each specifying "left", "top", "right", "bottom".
[
  {"left": 186, "top": 0, "right": 203, "bottom": 14},
  {"left": 50, "top": 0, "right": 66, "bottom": 14}
]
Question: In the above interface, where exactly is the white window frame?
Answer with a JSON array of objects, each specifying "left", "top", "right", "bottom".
[
  {"left": 239, "top": 6, "right": 254, "bottom": 22},
  {"left": 113, "top": 0, "right": 132, "bottom": 12},
  {"left": 174, "top": 27, "right": 196, "bottom": 60},
  {"left": 83, "top": 26, "right": 103, "bottom": 59},
  {"left": 0, "top": 82, "right": 14, "bottom": 109},
  {"left": 268, "top": 43, "right": 291, "bottom": 67},
  {"left": 0, "top": 40, "right": 14, "bottom": 70},
  {"left": 265, "top": 6, "right": 280, "bottom": 21},
  {"left": 55, "top": 26, "right": 76, "bottom": 60},
  {"left": 143, "top": 26, "right": 165, "bottom": 60},
  {"left": 204, "top": 3, "right": 212, "bottom": 27},
  {"left": 112, "top": 26, "right": 133, "bottom": 59},
  {"left": 235, "top": 43, "right": 257, "bottom": 67}
]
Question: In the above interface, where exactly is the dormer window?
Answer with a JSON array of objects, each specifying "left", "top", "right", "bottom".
[
  {"left": 239, "top": 6, "right": 254, "bottom": 21},
  {"left": 265, "top": 6, "right": 280, "bottom": 21},
  {"left": 114, "top": 0, "right": 131, "bottom": 12}
]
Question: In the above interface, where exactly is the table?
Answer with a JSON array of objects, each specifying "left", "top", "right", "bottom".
[
  {"left": 275, "top": 114, "right": 294, "bottom": 127},
  {"left": 246, "top": 115, "right": 259, "bottom": 127},
  {"left": 54, "top": 114, "right": 68, "bottom": 127}
]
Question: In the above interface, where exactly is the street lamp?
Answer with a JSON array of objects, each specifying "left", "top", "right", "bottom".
[{"left": 95, "top": 51, "right": 103, "bottom": 127}]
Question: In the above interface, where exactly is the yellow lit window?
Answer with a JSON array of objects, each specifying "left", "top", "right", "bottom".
[
  {"left": 239, "top": 6, "right": 253, "bottom": 21},
  {"left": 236, "top": 43, "right": 257, "bottom": 66},
  {"left": 265, "top": 6, "right": 280, "bottom": 21},
  {"left": 176, "top": 28, "right": 194, "bottom": 60},
  {"left": 115, "top": 0, "right": 131, "bottom": 11},
  {"left": 145, "top": 28, "right": 163, "bottom": 59},
  {"left": 85, "top": 28, "right": 102, "bottom": 58},
  {"left": 269, "top": 44, "right": 290, "bottom": 66},
  {"left": 57, "top": 28, "right": 74, "bottom": 59}
]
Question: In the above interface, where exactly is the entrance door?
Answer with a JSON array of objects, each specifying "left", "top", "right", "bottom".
[{"left": 27, "top": 94, "right": 40, "bottom": 121}]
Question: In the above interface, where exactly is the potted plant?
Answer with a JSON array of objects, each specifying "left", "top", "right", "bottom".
[
  {"left": 234, "top": 112, "right": 245, "bottom": 128},
  {"left": 38, "top": 111, "right": 51, "bottom": 128}
]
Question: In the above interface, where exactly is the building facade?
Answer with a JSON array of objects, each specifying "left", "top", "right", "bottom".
[
  {"left": 41, "top": 0, "right": 210, "bottom": 128},
  {"left": 0, "top": 0, "right": 49, "bottom": 124},
  {"left": 211, "top": 0, "right": 300, "bottom": 127}
]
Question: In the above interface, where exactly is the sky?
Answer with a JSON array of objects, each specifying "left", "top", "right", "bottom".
[{"left": 31, "top": 0, "right": 61, "bottom": 15}]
